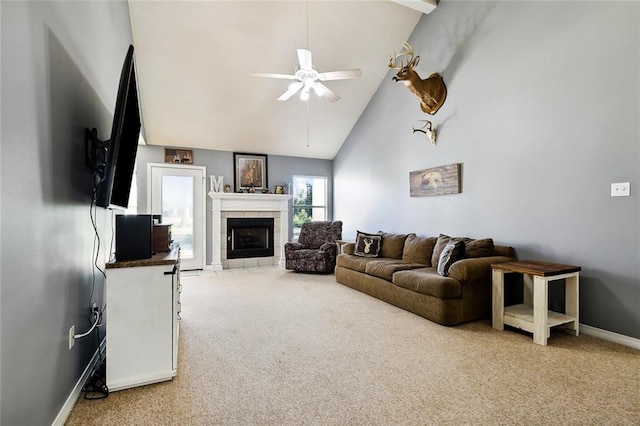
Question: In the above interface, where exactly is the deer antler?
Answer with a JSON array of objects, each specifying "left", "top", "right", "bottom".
[{"left": 388, "top": 42, "right": 414, "bottom": 69}]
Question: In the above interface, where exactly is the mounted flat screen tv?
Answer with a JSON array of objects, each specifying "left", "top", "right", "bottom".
[{"left": 95, "top": 44, "right": 141, "bottom": 209}]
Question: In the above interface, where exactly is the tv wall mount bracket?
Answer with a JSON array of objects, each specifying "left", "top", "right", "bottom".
[{"left": 85, "top": 128, "right": 110, "bottom": 175}]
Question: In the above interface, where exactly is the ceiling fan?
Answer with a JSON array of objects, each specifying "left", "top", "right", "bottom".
[{"left": 252, "top": 48, "right": 362, "bottom": 102}]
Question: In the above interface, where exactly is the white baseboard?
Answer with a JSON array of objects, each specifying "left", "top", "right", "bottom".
[
  {"left": 580, "top": 324, "right": 640, "bottom": 350},
  {"left": 52, "top": 338, "right": 106, "bottom": 426}
]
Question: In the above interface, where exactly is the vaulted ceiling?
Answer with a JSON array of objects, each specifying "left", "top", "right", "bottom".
[{"left": 128, "top": 1, "right": 432, "bottom": 159}]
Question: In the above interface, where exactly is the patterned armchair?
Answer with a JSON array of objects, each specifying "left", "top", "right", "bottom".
[{"left": 285, "top": 221, "right": 343, "bottom": 273}]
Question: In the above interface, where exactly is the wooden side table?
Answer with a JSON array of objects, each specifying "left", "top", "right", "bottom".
[{"left": 491, "top": 260, "right": 581, "bottom": 346}]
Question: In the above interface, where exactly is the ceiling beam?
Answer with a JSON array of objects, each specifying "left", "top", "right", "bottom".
[{"left": 390, "top": 0, "right": 437, "bottom": 15}]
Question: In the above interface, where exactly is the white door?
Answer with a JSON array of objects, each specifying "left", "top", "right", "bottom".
[{"left": 148, "top": 163, "right": 206, "bottom": 270}]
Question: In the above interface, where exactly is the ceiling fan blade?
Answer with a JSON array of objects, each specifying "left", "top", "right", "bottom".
[
  {"left": 277, "top": 82, "right": 304, "bottom": 101},
  {"left": 297, "top": 48, "right": 313, "bottom": 70},
  {"left": 313, "top": 82, "right": 340, "bottom": 102},
  {"left": 251, "top": 72, "right": 297, "bottom": 80},
  {"left": 318, "top": 69, "right": 362, "bottom": 81}
]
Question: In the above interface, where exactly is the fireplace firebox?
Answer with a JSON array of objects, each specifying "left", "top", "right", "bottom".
[{"left": 226, "top": 218, "right": 274, "bottom": 259}]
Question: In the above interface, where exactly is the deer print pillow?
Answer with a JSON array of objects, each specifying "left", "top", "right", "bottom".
[{"left": 354, "top": 231, "right": 382, "bottom": 257}]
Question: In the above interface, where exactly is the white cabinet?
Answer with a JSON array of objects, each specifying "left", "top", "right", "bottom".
[{"left": 105, "top": 248, "right": 180, "bottom": 391}]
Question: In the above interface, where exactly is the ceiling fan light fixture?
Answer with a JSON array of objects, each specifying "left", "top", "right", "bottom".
[{"left": 300, "top": 87, "right": 310, "bottom": 101}]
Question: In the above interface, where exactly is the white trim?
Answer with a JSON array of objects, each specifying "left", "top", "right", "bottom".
[
  {"left": 52, "top": 338, "right": 106, "bottom": 426},
  {"left": 147, "top": 163, "right": 207, "bottom": 270},
  {"left": 580, "top": 324, "right": 640, "bottom": 350}
]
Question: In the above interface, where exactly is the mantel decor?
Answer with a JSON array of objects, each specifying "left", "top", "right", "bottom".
[
  {"left": 410, "top": 163, "right": 461, "bottom": 197},
  {"left": 234, "top": 152, "right": 268, "bottom": 192}
]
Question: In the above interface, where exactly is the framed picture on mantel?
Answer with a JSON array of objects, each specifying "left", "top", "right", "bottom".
[{"left": 234, "top": 152, "right": 268, "bottom": 192}]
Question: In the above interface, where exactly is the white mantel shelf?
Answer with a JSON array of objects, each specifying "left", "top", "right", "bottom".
[
  {"left": 208, "top": 192, "right": 292, "bottom": 270},
  {"left": 208, "top": 192, "right": 292, "bottom": 210}
]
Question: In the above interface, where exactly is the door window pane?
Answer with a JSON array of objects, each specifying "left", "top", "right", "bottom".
[
  {"left": 292, "top": 176, "right": 327, "bottom": 240},
  {"left": 162, "top": 175, "right": 194, "bottom": 258}
]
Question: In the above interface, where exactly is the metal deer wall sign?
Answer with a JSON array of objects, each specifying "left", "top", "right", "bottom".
[{"left": 389, "top": 42, "right": 447, "bottom": 115}]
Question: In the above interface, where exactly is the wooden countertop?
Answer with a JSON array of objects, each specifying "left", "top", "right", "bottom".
[{"left": 106, "top": 245, "right": 180, "bottom": 269}]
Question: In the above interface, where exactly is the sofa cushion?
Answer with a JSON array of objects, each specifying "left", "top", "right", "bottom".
[
  {"left": 336, "top": 254, "right": 371, "bottom": 273},
  {"left": 437, "top": 240, "right": 465, "bottom": 276},
  {"left": 402, "top": 235, "right": 437, "bottom": 266},
  {"left": 462, "top": 238, "right": 495, "bottom": 258},
  {"left": 494, "top": 245, "right": 516, "bottom": 258},
  {"left": 354, "top": 231, "right": 382, "bottom": 257},
  {"left": 364, "top": 259, "right": 424, "bottom": 281},
  {"left": 393, "top": 268, "right": 462, "bottom": 299},
  {"left": 379, "top": 233, "right": 411, "bottom": 259}
]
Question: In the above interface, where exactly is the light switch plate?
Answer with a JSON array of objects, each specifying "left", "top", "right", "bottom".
[{"left": 611, "top": 182, "right": 630, "bottom": 197}]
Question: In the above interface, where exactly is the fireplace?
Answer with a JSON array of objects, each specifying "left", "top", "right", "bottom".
[
  {"left": 208, "top": 192, "right": 291, "bottom": 270},
  {"left": 226, "top": 218, "right": 274, "bottom": 259}
]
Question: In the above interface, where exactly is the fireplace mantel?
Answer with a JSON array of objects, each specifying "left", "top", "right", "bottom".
[{"left": 208, "top": 192, "right": 292, "bottom": 270}]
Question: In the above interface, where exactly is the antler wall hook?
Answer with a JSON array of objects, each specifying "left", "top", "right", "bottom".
[
  {"left": 389, "top": 42, "right": 447, "bottom": 115},
  {"left": 412, "top": 120, "right": 437, "bottom": 145}
]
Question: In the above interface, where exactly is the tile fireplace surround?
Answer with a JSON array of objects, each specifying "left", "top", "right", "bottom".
[{"left": 208, "top": 192, "right": 292, "bottom": 270}]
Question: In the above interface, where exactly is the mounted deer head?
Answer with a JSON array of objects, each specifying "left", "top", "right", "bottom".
[{"left": 389, "top": 42, "right": 447, "bottom": 115}]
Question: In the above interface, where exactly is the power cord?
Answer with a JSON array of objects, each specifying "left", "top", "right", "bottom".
[
  {"left": 78, "top": 173, "right": 110, "bottom": 399},
  {"left": 82, "top": 320, "right": 108, "bottom": 400},
  {"left": 73, "top": 313, "right": 100, "bottom": 339},
  {"left": 76, "top": 182, "right": 106, "bottom": 341}
]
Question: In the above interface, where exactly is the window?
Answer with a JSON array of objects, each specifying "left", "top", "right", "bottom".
[{"left": 292, "top": 175, "right": 327, "bottom": 240}]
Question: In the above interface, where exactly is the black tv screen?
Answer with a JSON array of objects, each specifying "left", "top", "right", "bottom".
[{"left": 96, "top": 45, "right": 141, "bottom": 209}]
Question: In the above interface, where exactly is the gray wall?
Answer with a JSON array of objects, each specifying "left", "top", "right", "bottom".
[
  {"left": 135, "top": 146, "right": 333, "bottom": 265},
  {"left": 1, "top": 1, "right": 133, "bottom": 424},
  {"left": 334, "top": 1, "right": 639, "bottom": 339}
]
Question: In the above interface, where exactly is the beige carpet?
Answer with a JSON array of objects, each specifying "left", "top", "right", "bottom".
[{"left": 67, "top": 268, "right": 639, "bottom": 425}]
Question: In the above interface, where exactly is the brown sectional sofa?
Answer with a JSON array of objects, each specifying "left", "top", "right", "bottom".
[{"left": 335, "top": 232, "right": 517, "bottom": 326}]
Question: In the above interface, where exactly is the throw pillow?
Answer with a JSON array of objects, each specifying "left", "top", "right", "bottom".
[
  {"left": 437, "top": 240, "right": 465, "bottom": 276},
  {"left": 431, "top": 234, "right": 453, "bottom": 269},
  {"left": 354, "top": 231, "right": 382, "bottom": 257}
]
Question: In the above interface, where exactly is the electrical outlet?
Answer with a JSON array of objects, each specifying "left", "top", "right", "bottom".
[
  {"left": 91, "top": 303, "right": 99, "bottom": 324},
  {"left": 69, "top": 325, "right": 75, "bottom": 350},
  {"left": 611, "top": 182, "right": 630, "bottom": 197}
]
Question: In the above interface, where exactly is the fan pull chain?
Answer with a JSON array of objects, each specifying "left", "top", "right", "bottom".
[{"left": 306, "top": 101, "right": 310, "bottom": 148}]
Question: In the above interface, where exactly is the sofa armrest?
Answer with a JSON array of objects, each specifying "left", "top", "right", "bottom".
[
  {"left": 448, "top": 256, "right": 516, "bottom": 283},
  {"left": 342, "top": 242, "right": 356, "bottom": 255}
]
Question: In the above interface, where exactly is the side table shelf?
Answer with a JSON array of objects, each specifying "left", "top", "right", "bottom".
[
  {"left": 504, "top": 304, "right": 577, "bottom": 334},
  {"left": 492, "top": 260, "right": 581, "bottom": 346}
]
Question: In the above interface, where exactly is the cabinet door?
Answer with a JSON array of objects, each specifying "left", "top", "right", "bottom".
[
  {"left": 106, "top": 264, "right": 174, "bottom": 391},
  {"left": 172, "top": 267, "right": 180, "bottom": 370}
]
